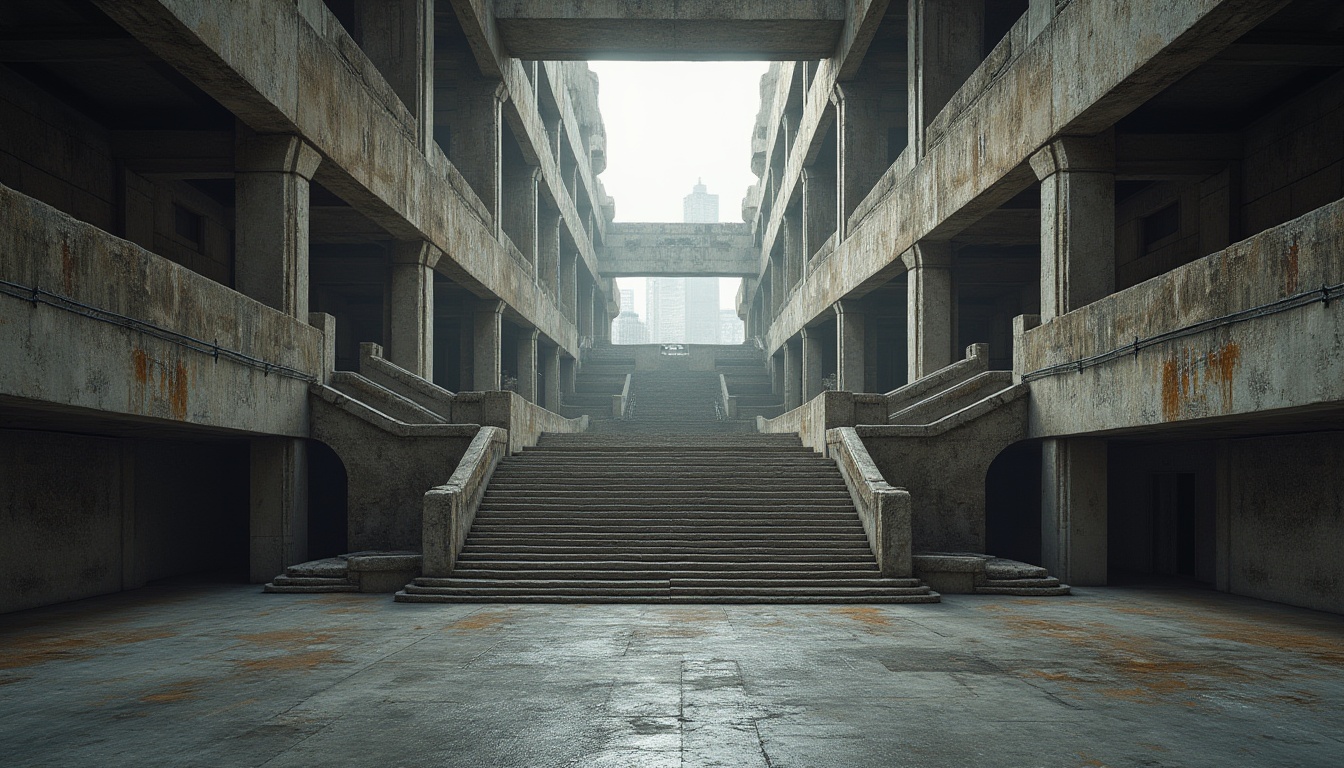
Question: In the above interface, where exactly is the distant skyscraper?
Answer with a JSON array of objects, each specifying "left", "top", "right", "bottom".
[
  {"left": 683, "top": 179, "right": 719, "bottom": 223},
  {"left": 612, "top": 288, "right": 648, "bottom": 345},
  {"left": 644, "top": 181, "right": 742, "bottom": 344},
  {"left": 719, "top": 309, "right": 745, "bottom": 344}
]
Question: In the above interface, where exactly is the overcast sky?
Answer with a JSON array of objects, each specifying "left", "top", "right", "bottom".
[{"left": 588, "top": 61, "right": 770, "bottom": 315}]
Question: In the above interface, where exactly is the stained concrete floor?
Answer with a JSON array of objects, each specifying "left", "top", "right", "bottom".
[{"left": 1, "top": 583, "right": 1341, "bottom": 767}]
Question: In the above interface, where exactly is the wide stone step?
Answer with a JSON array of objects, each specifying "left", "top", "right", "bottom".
[
  {"left": 458, "top": 544, "right": 875, "bottom": 556},
  {"left": 477, "top": 502, "right": 857, "bottom": 513},
  {"left": 270, "top": 575, "right": 353, "bottom": 587},
  {"left": 456, "top": 551, "right": 878, "bottom": 563},
  {"left": 469, "top": 522, "right": 865, "bottom": 533},
  {"left": 981, "top": 576, "right": 1062, "bottom": 588},
  {"left": 263, "top": 583, "right": 359, "bottom": 593},
  {"left": 395, "top": 592, "right": 942, "bottom": 604},
  {"left": 483, "top": 480, "right": 849, "bottom": 491},
  {"left": 974, "top": 584, "right": 1072, "bottom": 596},
  {"left": 427, "top": 569, "right": 892, "bottom": 582},
  {"left": 464, "top": 532, "right": 870, "bottom": 543},
  {"left": 482, "top": 489, "right": 847, "bottom": 499},
  {"left": 449, "top": 560, "right": 883, "bottom": 572}
]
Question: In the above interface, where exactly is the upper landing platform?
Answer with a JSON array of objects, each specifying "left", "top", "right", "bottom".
[{"left": 494, "top": 0, "right": 846, "bottom": 60}]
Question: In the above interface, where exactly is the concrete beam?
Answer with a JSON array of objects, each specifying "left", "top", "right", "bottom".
[
  {"left": 599, "top": 223, "right": 756, "bottom": 278},
  {"left": 493, "top": 0, "right": 846, "bottom": 60}
]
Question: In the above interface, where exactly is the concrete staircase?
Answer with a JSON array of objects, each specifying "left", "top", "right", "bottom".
[{"left": 398, "top": 364, "right": 939, "bottom": 604}]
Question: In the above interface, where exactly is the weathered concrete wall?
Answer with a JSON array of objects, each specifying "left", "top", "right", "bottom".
[
  {"left": 0, "top": 185, "right": 320, "bottom": 437},
  {"left": 1, "top": 430, "right": 248, "bottom": 614},
  {"left": 493, "top": 0, "right": 846, "bottom": 60},
  {"left": 94, "top": 0, "right": 592, "bottom": 359},
  {"left": 1225, "top": 432, "right": 1344, "bottom": 615},
  {"left": 757, "top": 0, "right": 1283, "bottom": 354},
  {"left": 309, "top": 391, "right": 478, "bottom": 552},
  {"left": 600, "top": 223, "right": 756, "bottom": 277},
  {"left": 1022, "top": 200, "right": 1344, "bottom": 437},
  {"left": 855, "top": 388, "right": 1029, "bottom": 554}
]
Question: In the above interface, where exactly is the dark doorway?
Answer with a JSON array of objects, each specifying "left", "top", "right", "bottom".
[
  {"left": 307, "top": 441, "right": 349, "bottom": 559},
  {"left": 985, "top": 440, "right": 1041, "bottom": 565}
]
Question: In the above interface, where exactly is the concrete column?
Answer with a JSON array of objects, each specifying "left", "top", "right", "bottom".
[
  {"left": 1027, "top": 0, "right": 1061, "bottom": 41},
  {"left": 249, "top": 438, "right": 307, "bottom": 583},
  {"left": 802, "top": 165, "right": 837, "bottom": 265},
  {"left": 447, "top": 80, "right": 505, "bottom": 226},
  {"left": 560, "top": 354, "right": 576, "bottom": 400},
  {"left": 1041, "top": 438, "right": 1108, "bottom": 586},
  {"left": 594, "top": 283, "right": 612, "bottom": 342},
  {"left": 835, "top": 300, "right": 865, "bottom": 393},
  {"left": 578, "top": 277, "right": 595, "bottom": 340},
  {"left": 802, "top": 327, "right": 824, "bottom": 402},
  {"left": 503, "top": 165, "right": 540, "bottom": 276},
  {"left": 389, "top": 240, "right": 440, "bottom": 378},
  {"left": 785, "top": 212, "right": 804, "bottom": 291},
  {"left": 517, "top": 328, "right": 539, "bottom": 403},
  {"left": 832, "top": 78, "right": 887, "bottom": 237},
  {"left": 542, "top": 343, "right": 561, "bottom": 411},
  {"left": 472, "top": 300, "right": 504, "bottom": 390},
  {"left": 560, "top": 249, "right": 578, "bottom": 321},
  {"left": 356, "top": 0, "right": 434, "bottom": 154},
  {"left": 905, "top": 241, "right": 954, "bottom": 380},
  {"left": 1030, "top": 133, "right": 1115, "bottom": 321},
  {"left": 235, "top": 134, "right": 322, "bottom": 318},
  {"left": 538, "top": 205, "right": 561, "bottom": 297},
  {"left": 908, "top": 0, "right": 985, "bottom": 159},
  {"left": 783, "top": 339, "right": 803, "bottom": 411}
]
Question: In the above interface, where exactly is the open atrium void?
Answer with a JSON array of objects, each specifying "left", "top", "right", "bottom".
[{"left": 1, "top": 0, "right": 1342, "bottom": 765}]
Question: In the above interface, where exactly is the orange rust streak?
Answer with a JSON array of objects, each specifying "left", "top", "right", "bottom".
[
  {"left": 169, "top": 361, "right": 189, "bottom": 420},
  {"left": 1160, "top": 358, "right": 1181, "bottom": 421}
]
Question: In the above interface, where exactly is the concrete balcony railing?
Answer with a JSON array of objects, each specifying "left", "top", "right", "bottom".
[{"left": 1019, "top": 198, "right": 1344, "bottom": 438}]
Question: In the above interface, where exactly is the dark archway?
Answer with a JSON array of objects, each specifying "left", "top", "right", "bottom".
[
  {"left": 984, "top": 439, "right": 1041, "bottom": 565},
  {"left": 307, "top": 440, "right": 349, "bottom": 559}
]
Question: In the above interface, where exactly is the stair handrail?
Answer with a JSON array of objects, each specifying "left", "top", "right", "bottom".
[
  {"left": 612, "top": 373, "right": 632, "bottom": 419},
  {"left": 718, "top": 373, "right": 738, "bottom": 419},
  {"left": 422, "top": 426, "right": 509, "bottom": 576},
  {"left": 884, "top": 343, "right": 989, "bottom": 417},
  {"left": 826, "top": 427, "right": 912, "bottom": 577}
]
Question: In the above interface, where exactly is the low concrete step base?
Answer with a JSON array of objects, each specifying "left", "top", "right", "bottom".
[{"left": 394, "top": 591, "right": 942, "bottom": 605}]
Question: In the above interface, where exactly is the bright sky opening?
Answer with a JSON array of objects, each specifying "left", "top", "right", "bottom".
[{"left": 589, "top": 61, "right": 770, "bottom": 317}]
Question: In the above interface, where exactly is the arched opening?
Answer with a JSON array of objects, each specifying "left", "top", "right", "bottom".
[
  {"left": 307, "top": 440, "right": 349, "bottom": 559},
  {"left": 984, "top": 439, "right": 1041, "bottom": 565}
]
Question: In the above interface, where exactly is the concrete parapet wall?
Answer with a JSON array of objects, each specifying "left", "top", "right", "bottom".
[
  {"left": 422, "top": 426, "right": 509, "bottom": 577},
  {"left": 1022, "top": 199, "right": 1344, "bottom": 437},
  {"left": 826, "top": 427, "right": 912, "bottom": 577},
  {"left": 451, "top": 390, "right": 588, "bottom": 454},
  {"left": 0, "top": 183, "right": 319, "bottom": 437},
  {"left": 758, "top": 390, "right": 855, "bottom": 455},
  {"left": 855, "top": 386, "right": 1029, "bottom": 553},
  {"left": 599, "top": 223, "right": 756, "bottom": 277},
  {"left": 309, "top": 386, "right": 479, "bottom": 552}
]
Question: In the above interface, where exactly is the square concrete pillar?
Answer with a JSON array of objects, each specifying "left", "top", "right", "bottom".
[
  {"left": 560, "top": 249, "right": 578, "bottom": 321},
  {"left": 560, "top": 353, "right": 577, "bottom": 399},
  {"left": 542, "top": 344, "right": 561, "bottom": 411},
  {"left": 835, "top": 300, "right": 865, "bottom": 393},
  {"left": 1041, "top": 438, "right": 1108, "bottom": 586},
  {"left": 801, "top": 326, "right": 824, "bottom": 402},
  {"left": 235, "top": 134, "right": 322, "bottom": 318},
  {"left": 833, "top": 79, "right": 888, "bottom": 238},
  {"left": 503, "top": 165, "right": 540, "bottom": 277},
  {"left": 1030, "top": 133, "right": 1116, "bottom": 321},
  {"left": 517, "top": 328, "right": 539, "bottom": 403},
  {"left": 389, "top": 240, "right": 440, "bottom": 379},
  {"left": 783, "top": 339, "right": 803, "bottom": 411},
  {"left": 356, "top": 0, "right": 434, "bottom": 154},
  {"left": 578, "top": 279, "right": 595, "bottom": 340},
  {"left": 443, "top": 79, "right": 504, "bottom": 224},
  {"left": 249, "top": 438, "right": 308, "bottom": 583},
  {"left": 538, "top": 205, "right": 561, "bottom": 298},
  {"left": 904, "top": 241, "right": 954, "bottom": 381},
  {"left": 908, "top": 0, "right": 985, "bottom": 159},
  {"left": 473, "top": 300, "right": 504, "bottom": 390},
  {"left": 803, "top": 165, "right": 837, "bottom": 264},
  {"left": 784, "top": 212, "right": 804, "bottom": 291}
]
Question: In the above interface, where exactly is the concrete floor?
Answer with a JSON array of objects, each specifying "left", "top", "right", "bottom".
[{"left": 1, "top": 583, "right": 1341, "bottom": 768}]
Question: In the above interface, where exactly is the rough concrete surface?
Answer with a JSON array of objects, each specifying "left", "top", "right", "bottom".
[{"left": 1, "top": 582, "right": 1341, "bottom": 767}]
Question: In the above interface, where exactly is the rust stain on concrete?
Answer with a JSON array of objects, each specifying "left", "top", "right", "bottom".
[
  {"left": 238, "top": 649, "right": 345, "bottom": 673},
  {"left": 61, "top": 237, "right": 75, "bottom": 295},
  {"left": 831, "top": 606, "right": 892, "bottom": 628},
  {"left": 140, "top": 679, "right": 202, "bottom": 704},
  {"left": 0, "top": 627, "right": 176, "bottom": 670},
  {"left": 446, "top": 611, "right": 511, "bottom": 631},
  {"left": 1284, "top": 235, "right": 1300, "bottom": 294},
  {"left": 1160, "top": 341, "right": 1241, "bottom": 421},
  {"left": 169, "top": 360, "right": 189, "bottom": 420},
  {"left": 236, "top": 630, "right": 335, "bottom": 646},
  {"left": 133, "top": 348, "right": 149, "bottom": 386}
]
